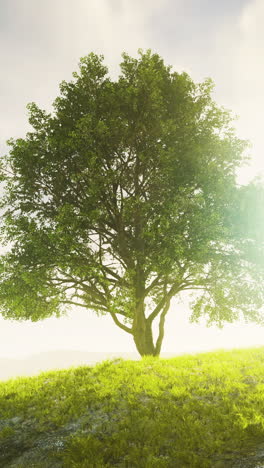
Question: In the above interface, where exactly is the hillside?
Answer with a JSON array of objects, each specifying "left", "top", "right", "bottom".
[
  {"left": 0, "top": 351, "right": 191, "bottom": 381},
  {"left": 1, "top": 348, "right": 264, "bottom": 467}
]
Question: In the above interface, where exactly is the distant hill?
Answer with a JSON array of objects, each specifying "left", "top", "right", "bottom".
[
  {"left": 0, "top": 350, "right": 141, "bottom": 381},
  {"left": 0, "top": 349, "right": 189, "bottom": 381}
]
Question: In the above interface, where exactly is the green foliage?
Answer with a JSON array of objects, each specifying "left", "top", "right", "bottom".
[
  {"left": 1, "top": 348, "right": 264, "bottom": 466},
  {"left": 1, "top": 49, "right": 264, "bottom": 355},
  {"left": 0, "top": 425, "right": 15, "bottom": 439}
]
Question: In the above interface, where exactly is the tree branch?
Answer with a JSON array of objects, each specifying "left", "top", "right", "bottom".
[
  {"left": 144, "top": 274, "right": 162, "bottom": 295},
  {"left": 154, "top": 300, "right": 171, "bottom": 356},
  {"left": 147, "top": 282, "right": 180, "bottom": 324},
  {"left": 60, "top": 300, "right": 92, "bottom": 309},
  {"left": 108, "top": 309, "right": 133, "bottom": 334}
]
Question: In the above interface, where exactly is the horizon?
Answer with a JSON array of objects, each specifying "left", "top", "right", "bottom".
[{"left": 2, "top": 344, "right": 264, "bottom": 382}]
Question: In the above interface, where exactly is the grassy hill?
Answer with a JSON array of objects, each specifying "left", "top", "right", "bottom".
[{"left": 1, "top": 348, "right": 264, "bottom": 467}]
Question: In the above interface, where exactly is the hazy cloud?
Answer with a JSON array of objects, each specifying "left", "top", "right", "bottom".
[
  {"left": 0, "top": 0, "right": 165, "bottom": 149},
  {"left": 207, "top": 0, "right": 264, "bottom": 181}
]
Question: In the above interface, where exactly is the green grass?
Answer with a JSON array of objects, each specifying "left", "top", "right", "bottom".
[{"left": 1, "top": 347, "right": 264, "bottom": 467}]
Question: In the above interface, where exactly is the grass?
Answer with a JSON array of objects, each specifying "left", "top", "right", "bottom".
[{"left": 1, "top": 347, "right": 264, "bottom": 467}]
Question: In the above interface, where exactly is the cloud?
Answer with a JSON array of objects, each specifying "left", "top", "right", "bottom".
[
  {"left": 1, "top": 0, "right": 264, "bottom": 359},
  {"left": 1, "top": 0, "right": 262, "bottom": 181},
  {"left": 0, "top": 0, "right": 166, "bottom": 150},
  {"left": 143, "top": 0, "right": 248, "bottom": 77},
  {"left": 211, "top": 0, "right": 264, "bottom": 181}
]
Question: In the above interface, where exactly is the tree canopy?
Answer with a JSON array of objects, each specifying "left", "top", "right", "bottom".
[{"left": 1, "top": 50, "right": 264, "bottom": 356}]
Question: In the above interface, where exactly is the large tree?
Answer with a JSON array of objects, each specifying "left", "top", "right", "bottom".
[{"left": 1, "top": 50, "right": 264, "bottom": 356}]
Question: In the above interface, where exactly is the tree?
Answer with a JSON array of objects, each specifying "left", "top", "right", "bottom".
[{"left": 1, "top": 50, "right": 264, "bottom": 357}]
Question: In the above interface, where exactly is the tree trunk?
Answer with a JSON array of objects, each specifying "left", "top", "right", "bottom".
[
  {"left": 133, "top": 326, "right": 156, "bottom": 356},
  {"left": 132, "top": 308, "right": 159, "bottom": 356}
]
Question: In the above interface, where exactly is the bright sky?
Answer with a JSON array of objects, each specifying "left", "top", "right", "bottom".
[{"left": 1, "top": 0, "right": 264, "bottom": 359}]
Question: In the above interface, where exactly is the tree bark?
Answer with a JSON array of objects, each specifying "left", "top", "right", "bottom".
[
  {"left": 131, "top": 151, "right": 161, "bottom": 357},
  {"left": 132, "top": 312, "right": 157, "bottom": 356}
]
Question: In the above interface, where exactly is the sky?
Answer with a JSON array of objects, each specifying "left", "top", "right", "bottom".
[{"left": 1, "top": 0, "right": 264, "bottom": 361}]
